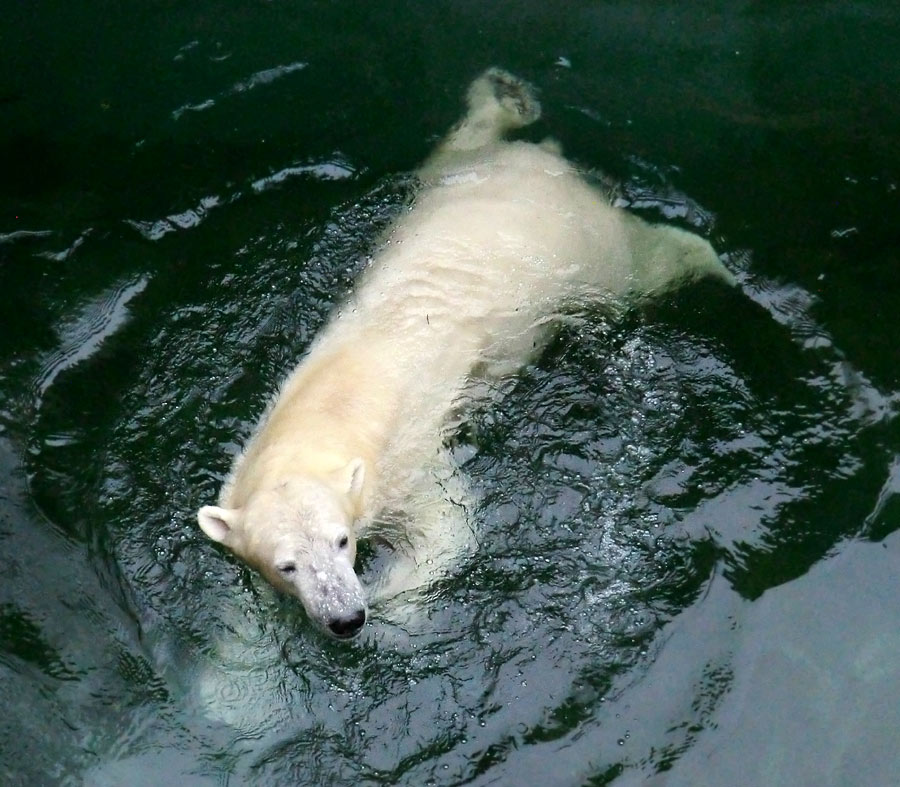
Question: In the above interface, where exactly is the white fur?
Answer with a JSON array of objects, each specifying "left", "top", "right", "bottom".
[{"left": 197, "top": 68, "right": 734, "bottom": 636}]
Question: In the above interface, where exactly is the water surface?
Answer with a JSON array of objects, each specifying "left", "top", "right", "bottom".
[{"left": 1, "top": 1, "right": 898, "bottom": 784}]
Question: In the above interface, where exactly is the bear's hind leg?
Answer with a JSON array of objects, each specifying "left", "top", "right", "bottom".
[
  {"left": 621, "top": 213, "right": 737, "bottom": 294},
  {"left": 439, "top": 68, "right": 541, "bottom": 153}
]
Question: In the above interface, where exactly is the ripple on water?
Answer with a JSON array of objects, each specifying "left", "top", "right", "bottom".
[
  {"left": 19, "top": 163, "right": 894, "bottom": 782},
  {"left": 35, "top": 276, "right": 149, "bottom": 398},
  {"left": 171, "top": 60, "right": 307, "bottom": 120}
]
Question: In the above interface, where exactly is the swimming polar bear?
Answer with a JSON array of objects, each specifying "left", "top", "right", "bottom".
[{"left": 197, "top": 68, "right": 734, "bottom": 639}]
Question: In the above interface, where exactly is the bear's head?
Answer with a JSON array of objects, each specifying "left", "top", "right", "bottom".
[{"left": 197, "top": 460, "right": 368, "bottom": 638}]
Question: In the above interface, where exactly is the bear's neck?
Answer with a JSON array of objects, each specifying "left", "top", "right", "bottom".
[{"left": 227, "top": 343, "right": 403, "bottom": 510}]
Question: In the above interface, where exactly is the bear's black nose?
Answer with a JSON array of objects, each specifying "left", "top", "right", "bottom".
[{"left": 328, "top": 609, "right": 366, "bottom": 638}]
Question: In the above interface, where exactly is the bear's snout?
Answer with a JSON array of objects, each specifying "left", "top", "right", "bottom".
[{"left": 328, "top": 609, "right": 366, "bottom": 638}]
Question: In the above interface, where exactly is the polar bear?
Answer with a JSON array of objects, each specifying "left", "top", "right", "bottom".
[{"left": 197, "top": 68, "right": 734, "bottom": 638}]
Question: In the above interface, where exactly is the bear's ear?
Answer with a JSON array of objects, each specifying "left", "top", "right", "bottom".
[
  {"left": 197, "top": 505, "right": 241, "bottom": 545},
  {"left": 334, "top": 458, "right": 366, "bottom": 502}
]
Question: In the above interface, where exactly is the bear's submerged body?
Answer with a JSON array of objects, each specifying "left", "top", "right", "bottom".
[{"left": 198, "top": 69, "right": 735, "bottom": 637}]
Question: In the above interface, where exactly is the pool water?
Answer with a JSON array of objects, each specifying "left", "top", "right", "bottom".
[{"left": 1, "top": 2, "right": 898, "bottom": 784}]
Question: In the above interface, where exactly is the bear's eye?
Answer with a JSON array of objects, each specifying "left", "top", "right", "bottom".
[
  {"left": 277, "top": 562, "right": 297, "bottom": 574},
  {"left": 338, "top": 535, "right": 349, "bottom": 549}
]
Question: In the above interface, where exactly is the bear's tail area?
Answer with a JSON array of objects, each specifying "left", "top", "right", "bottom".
[{"left": 441, "top": 68, "right": 541, "bottom": 152}]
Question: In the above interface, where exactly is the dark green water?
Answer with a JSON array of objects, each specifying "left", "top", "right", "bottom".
[{"left": 2, "top": 2, "right": 899, "bottom": 784}]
